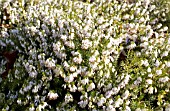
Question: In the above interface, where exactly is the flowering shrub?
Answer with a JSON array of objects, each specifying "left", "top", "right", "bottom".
[{"left": 0, "top": 0, "right": 170, "bottom": 110}]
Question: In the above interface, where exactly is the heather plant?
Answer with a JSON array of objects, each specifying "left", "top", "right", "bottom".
[{"left": 0, "top": 0, "right": 170, "bottom": 110}]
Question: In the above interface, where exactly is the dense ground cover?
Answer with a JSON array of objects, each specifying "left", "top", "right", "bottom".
[{"left": 0, "top": 0, "right": 170, "bottom": 110}]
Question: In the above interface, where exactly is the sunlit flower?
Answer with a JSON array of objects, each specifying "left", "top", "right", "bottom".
[
  {"left": 165, "top": 61, "right": 170, "bottom": 67},
  {"left": 123, "top": 14, "right": 130, "bottom": 20},
  {"left": 65, "top": 93, "right": 73, "bottom": 103},
  {"left": 122, "top": 90, "right": 129, "bottom": 100},
  {"left": 45, "top": 58, "right": 56, "bottom": 69},
  {"left": 81, "top": 39, "right": 92, "bottom": 50},
  {"left": 161, "top": 51, "right": 169, "bottom": 57},
  {"left": 115, "top": 98, "right": 123, "bottom": 108},
  {"left": 146, "top": 79, "right": 152, "bottom": 85},
  {"left": 64, "top": 74, "right": 74, "bottom": 83},
  {"left": 97, "top": 97, "right": 106, "bottom": 107},
  {"left": 159, "top": 76, "right": 169, "bottom": 83},
  {"left": 106, "top": 105, "right": 116, "bottom": 111},
  {"left": 156, "top": 69, "right": 162, "bottom": 75},
  {"left": 165, "top": 104, "right": 170, "bottom": 111},
  {"left": 87, "top": 82, "right": 95, "bottom": 92},
  {"left": 47, "top": 91, "right": 58, "bottom": 100},
  {"left": 73, "top": 56, "right": 83, "bottom": 64},
  {"left": 141, "top": 59, "right": 149, "bottom": 67},
  {"left": 148, "top": 86, "right": 154, "bottom": 94},
  {"left": 125, "top": 106, "right": 131, "bottom": 111},
  {"left": 147, "top": 67, "right": 152, "bottom": 73},
  {"left": 78, "top": 100, "right": 88, "bottom": 108},
  {"left": 155, "top": 60, "right": 160, "bottom": 67},
  {"left": 69, "top": 66, "right": 77, "bottom": 72}
]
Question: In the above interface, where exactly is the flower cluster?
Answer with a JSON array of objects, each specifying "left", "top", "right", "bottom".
[{"left": 0, "top": 0, "right": 170, "bottom": 110}]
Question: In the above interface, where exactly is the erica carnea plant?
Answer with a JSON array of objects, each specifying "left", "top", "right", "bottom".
[{"left": 0, "top": 0, "right": 170, "bottom": 110}]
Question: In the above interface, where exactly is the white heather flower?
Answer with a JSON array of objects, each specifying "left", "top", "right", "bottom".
[
  {"left": 84, "top": 25, "right": 90, "bottom": 32},
  {"left": 29, "top": 71, "right": 37, "bottom": 78},
  {"left": 97, "top": 97, "right": 106, "bottom": 107},
  {"left": 104, "top": 57, "right": 110, "bottom": 65},
  {"left": 32, "top": 86, "right": 39, "bottom": 93},
  {"left": 154, "top": 50, "right": 158, "bottom": 58},
  {"left": 106, "top": 105, "right": 116, "bottom": 111},
  {"left": 135, "top": 108, "right": 142, "bottom": 111},
  {"left": 139, "top": 17, "right": 145, "bottom": 23},
  {"left": 38, "top": 53, "right": 45, "bottom": 60},
  {"left": 36, "top": 102, "right": 48, "bottom": 110},
  {"left": 64, "top": 74, "right": 74, "bottom": 83},
  {"left": 47, "top": 92, "right": 58, "bottom": 100},
  {"left": 125, "top": 106, "right": 131, "bottom": 111},
  {"left": 156, "top": 70, "right": 162, "bottom": 75},
  {"left": 126, "top": 100, "right": 131, "bottom": 105},
  {"left": 71, "top": 51, "right": 80, "bottom": 56},
  {"left": 157, "top": 23, "right": 162, "bottom": 29},
  {"left": 124, "top": 74, "right": 130, "bottom": 85},
  {"left": 162, "top": 51, "right": 169, "bottom": 57},
  {"left": 45, "top": 58, "right": 56, "bottom": 69},
  {"left": 53, "top": 65, "right": 64, "bottom": 77},
  {"left": 155, "top": 60, "right": 160, "bottom": 67},
  {"left": 81, "top": 39, "right": 92, "bottom": 50},
  {"left": 69, "top": 66, "right": 77, "bottom": 72},
  {"left": 87, "top": 82, "right": 95, "bottom": 92},
  {"left": 19, "top": 89, "right": 24, "bottom": 95},
  {"left": 165, "top": 104, "right": 170, "bottom": 111},
  {"left": 1, "top": 31, "right": 9, "bottom": 37},
  {"left": 115, "top": 98, "right": 123, "bottom": 108},
  {"left": 53, "top": 42, "right": 62, "bottom": 51},
  {"left": 154, "top": 32, "right": 159, "bottom": 38},
  {"left": 141, "top": 59, "right": 149, "bottom": 67},
  {"left": 122, "top": 90, "right": 129, "bottom": 100},
  {"left": 65, "top": 93, "right": 73, "bottom": 103},
  {"left": 105, "top": 83, "right": 112, "bottom": 90},
  {"left": 134, "top": 77, "right": 142, "bottom": 85},
  {"left": 78, "top": 100, "right": 88, "bottom": 108},
  {"left": 70, "top": 32, "right": 75, "bottom": 40},
  {"left": 146, "top": 79, "right": 152, "bottom": 85},
  {"left": 165, "top": 61, "right": 170, "bottom": 67},
  {"left": 108, "top": 98, "right": 114, "bottom": 105},
  {"left": 148, "top": 86, "right": 154, "bottom": 94},
  {"left": 37, "top": 102, "right": 48, "bottom": 111},
  {"left": 78, "top": 85, "right": 83, "bottom": 92},
  {"left": 126, "top": 42, "right": 136, "bottom": 50},
  {"left": 112, "top": 87, "right": 120, "bottom": 95},
  {"left": 61, "top": 35, "right": 67, "bottom": 41},
  {"left": 68, "top": 84, "right": 77, "bottom": 92},
  {"left": 159, "top": 76, "right": 169, "bottom": 83},
  {"left": 29, "top": 106, "right": 35, "bottom": 111},
  {"left": 168, "top": 38, "right": 170, "bottom": 44},
  {"left": 141, "top": 36, "right": 148, "bottom": 42},
  {"left": 72, "top": 72, "right": 78, "bottom": 78},
  {"left": 65, "top": 41, "right": 75, "bottom": 49},
  {"left": 148, "top": 73, "right": 153, "bottom": 78},
  {"left": 81, "top": 78, "right": 89, "bottom": 85},
  {"left": 107, "top": 42, "right": 112, "bottom": 48},
  {"left": 98, "top": 16, "right": 104, "bottom": 24},
  {"left": 63, "top": 61, "right": 70, "bottom": 71},
  {"left": 147, "top": 67, "right": 152, "bottom": 73},
  {"left": 73, "top": 56, "right": 82, "bottom": 64},
  {"left": 89, "top": 56, "right": 96, "bottom": 63},
  {"left": 17, "top": 99, "right": 22, "bottom": 105},
  {"left": 105, "top": 90, "right": 113, "bottom": 99},
  {"left": 135, "top": 8, "right": 141, "bottom": 15},
  {"left": 123, "top": 14, "right": 130, "bottom": 20},
  {"left": 163, "top": 26, "right": 168, "bottom": 31},
  {"left": 142, "top": 41, "right": 149, "bottom": 48}
]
